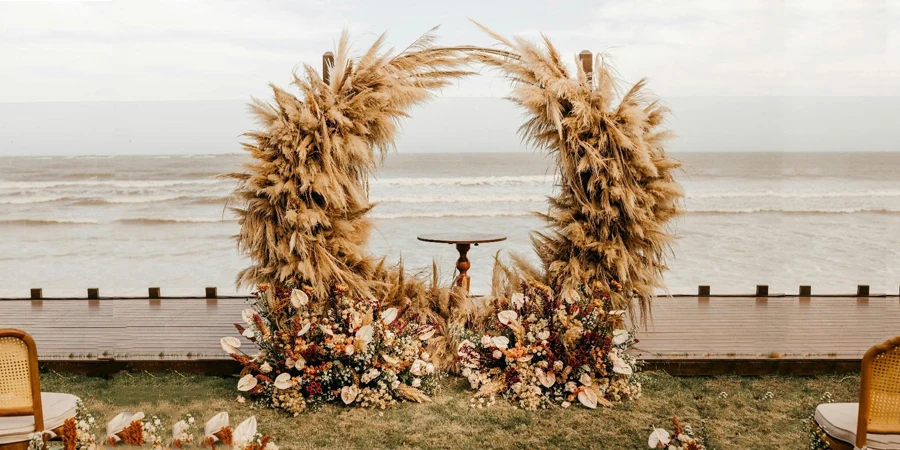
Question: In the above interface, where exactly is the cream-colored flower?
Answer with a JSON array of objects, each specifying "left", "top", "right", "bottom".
[
  {"left": 356, "top": 324, "right": 374, "bottom": 345},
  {"left": 345, "top": 343, "right": 355, "bottom": 356},
  {"left": 612, "top": 329, "right": 630, "bottom": 345},
  {"left": 380, "top": 307, "right": 398, "bottom": 325},
  {"left": 203, "top": 412, "right": 228, "bottom": 443},
  {"left": 648, "top": 428, "right": 671, "bottom": 448},
  {"left": 341, "top": 385, "right": 359, "bottom": 404},
  {"left": 237, "top": 374, "right": 257, "bottom": 392},
  {"left": 297, "top": 322, "right": 310, "bottom": 336},
  {"left": 232, "top": 416, "right": 257, "bottom": 447},
  {"left": 172, "top": 420, "right": 190, "bottom": 442},
  {"left": 577, "top": 388, "right": 598, "bottom": 409},
  {"left": 492, "top": 350, "right": 503, "bottom": 359},
  {"left": 220, "top": 337, "right": 241, "bottom": 354},
  {"left": 260, "top": 362, "right": 272, "bottom": 373},
  {"left": 242, "top": 328, "right": 255, "bottom": 339},
  {"left": 510, "top": 292, "right": 525, "bottom": 309},
  {"left": 294, "top": 356, "right": 306, "bottom": 370},
  {"left": 290, "top": 289, "right": 308, "bottom": 308},
  {"left": 580, "top": 373, "right": 592, "bottom": 386},
  {"left": 497, "top": 310, "right": 518, "bottom": 325},
  {"left": 273, "top": 373, "right": 292, "bottom": 390},
  {"left": 536, "top": 369, "right": 555, "bottom": 388},
  {"left": 241, "top": 309, "right": 256, "bottom": 325},
  {"left": 491, "top": 335, "right": 510, "bottom": 349},
  {"left": 382, "top": 354, "right": 399, "bottom": 366},
  {"left": 417, "top": 325, "right": 435, "bottom": 341},
  {"left": 412, "top": 378, "right": 422, "bottom": 388},
  {"left": 537, "top": 330, "right": 550, "bottom": 340},
  {"left": 410, "top": 359, "right": 427, "bottom": 377}
]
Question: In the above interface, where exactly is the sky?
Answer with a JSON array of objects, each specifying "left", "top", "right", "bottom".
[{"left": 0, "top": 0, "right": 898, "bottom": 155}]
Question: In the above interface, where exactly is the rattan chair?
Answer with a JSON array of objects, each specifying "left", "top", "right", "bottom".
[
  {"left": 815, "top": 336, "right": 900, "bottom": 449},
  {"left": 0, "top": 329, "right": 79, "bottom": 450}
]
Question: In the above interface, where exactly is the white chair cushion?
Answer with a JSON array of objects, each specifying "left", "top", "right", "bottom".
[
  {"left": 815, "top": 402, "right": 900, "bottom": 449},
  {"left": 0, "top": 392, "right": 79, "bottom": 444}
]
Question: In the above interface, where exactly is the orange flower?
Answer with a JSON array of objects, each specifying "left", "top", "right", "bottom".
[
  {"left": 61, "top": 418, "right": 77, "bottom": 450},
  {"left": 120, "top": 420, "right": 143, "bottom": 446}
]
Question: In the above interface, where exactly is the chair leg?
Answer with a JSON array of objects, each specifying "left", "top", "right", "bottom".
[{"left": 0, "top": 441, "right": 30, "bottom": 450}]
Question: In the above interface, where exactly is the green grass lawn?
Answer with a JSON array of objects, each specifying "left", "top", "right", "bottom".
[{"left": 41, "top": 371, "right": 857, "bottom": 449}]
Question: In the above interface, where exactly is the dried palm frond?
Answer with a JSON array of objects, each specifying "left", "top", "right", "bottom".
[
  {"left": 224, "top": 28, "right": 470, "bottom": 297},
  {"left": 395, "top": 384, "right": 432, "bottom": 403},
  {"left": 469, "top": 22, "right": 683, "bottom": 322}
]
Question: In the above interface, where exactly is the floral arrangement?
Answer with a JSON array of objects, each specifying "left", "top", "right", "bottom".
[
  {"left": 455, "top": 279, "right": 641, "bottom": 410},
  {"left": 222, "top": 283, "right": 438, "bottom": 414},
  {"left": 648, "top": 417, "right": 707, "bottom": 449}
]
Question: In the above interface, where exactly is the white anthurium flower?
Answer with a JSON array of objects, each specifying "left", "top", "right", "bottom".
[
  {"left": 285, "top": 357, "right": 295, "bottom": 368},
  {"left": 220, "top": 337, "right": 241, "bottom": 354},
  {"left": 382, "top": 354, "right": 399, "bottom": 366},
  {"left": 510, "top": 292, "right": 526, "bottom": 309},
  {"left": 232, "top": 416, "right": 258, "bottom": 448},
  {"left": 242, "top": 328, "right": 255, "bottom": 339},
  {"left": 612, "top": 329, "right": 630, "bottom": 345},
  {"left": 536, "top": 368, "right": 555, "bottom": 388},
  {"left": 609, "top": 352, "right": 634, "bottom": 375},
  {"left": 297, "top": 322, "right": 311, "bottom": 337},
  {"left": 648, "top": 428, "right": 671, "bottom": 448},
  {"left": 203, "top": 412, "right": 228, "bottom": 442},
  {"left": 290, "top": 289, "right": 309, "bottom": 308},
  {"left": 341, "top": 385, "right": 359, "bottom": 405},
  {"left": 577, "top": 388, "right": 598, "bottom": 409},
  {"left": 172, "top": 420, "right": 190, "bottom": 442},
  {"left": 356, "top": 324, "right": 374, "bottom": 345},
  {"left": 491, "top": 335, "right": 510, "bottom": 350},
  {"left": 241, "top": 309, "right": 256, "bottom": 325},
  {"left": 380, "top": 307, "right": 398, "bottom": 325},
  {"left": 273, "top": 373, "right": 292, "bottom": 390},
  {"left": 580, "top": 373, "right": 592, "bottom": 386},
  {"left": 497, "top": 310, "right": 518, "bottom": 325},
  {"left": 294, "top": 356, "right": 306, "bottom": 370},
  {"left": 237, "top": 374, "right": 257, "bottom": 392},
  {"left": 417, "top": 325, "right": 435, "bottom": 341},
  {"left": 260, "top": 362, "right": 272, "bottom": 373},
  {"left": 410, "top": 359, "right": 427, "bottom": 377}
]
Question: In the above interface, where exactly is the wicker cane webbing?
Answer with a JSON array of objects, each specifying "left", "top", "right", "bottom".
[
  {"left": 866, "top": 345, "right": 900, "bottom": 433},
  {"left": 0, "top": 336, "right": 34, "bottom": 411}
]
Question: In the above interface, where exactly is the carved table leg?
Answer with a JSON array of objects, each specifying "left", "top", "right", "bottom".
[{"left": 454, "top": 243, "right": 471, "bottom": 293}]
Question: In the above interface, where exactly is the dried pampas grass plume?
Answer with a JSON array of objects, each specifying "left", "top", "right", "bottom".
[
  {"left": 224, "top": 28, "right": 470, "bottom": 297},
  {"left": 469, "top": 22, "right": 683, "bottom": 321}
]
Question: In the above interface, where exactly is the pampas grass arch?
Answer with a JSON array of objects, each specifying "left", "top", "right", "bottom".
[{"left": 228, "top": 25, "right": 682, "bottom": 323}]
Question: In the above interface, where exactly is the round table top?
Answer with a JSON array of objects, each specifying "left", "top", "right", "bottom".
[{"left": 417, "top": 233, "right": 507, "bottom": 245}]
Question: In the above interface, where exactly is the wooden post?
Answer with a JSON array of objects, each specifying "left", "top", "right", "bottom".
[
  {"left": 857, "top": 285, "right": 869, "bottom": 297},
  {"left": 756, "top": 285, "right": 769, "bottom": 297},
  {"left": 87, "top": 288, "right": 99, "bottom": 299},
  {"left": 322, "top": 52, "right": 334, "bottom": 84},
  {"left": 579, "top": 50, "right": 593, "bottom": 84},
  {"left": 205, "top": 287, "right": 218, "bottom": 299},
  {"left": 799, "top": 285, "right": 811, "bottom": 297},
  {"left": 698, "top": 285, "right": 710, "bottom": 296},
  {"left": 30, "top": 288, "right": 42, "bottom": 300}
]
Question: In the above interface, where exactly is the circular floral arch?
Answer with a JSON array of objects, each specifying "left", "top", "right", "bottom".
[{"left": 225, "top": 24, "right": 682, "bottom": 319}]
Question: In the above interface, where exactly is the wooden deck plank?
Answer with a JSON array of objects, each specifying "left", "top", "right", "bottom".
[{"left": 1, "top": 296, "right": 898, "bottom": 363}]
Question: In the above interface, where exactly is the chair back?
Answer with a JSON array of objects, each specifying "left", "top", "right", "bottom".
[
  {"left": 857, "top": 335, "right": 900, "bottom": 448},
  {"left": 0, "top": 329, "right": 44, "bottom": 431}
]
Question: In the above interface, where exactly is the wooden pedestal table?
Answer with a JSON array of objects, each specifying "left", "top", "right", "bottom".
[{"left": 417, "top": 233, "right": 507, "bottom": 293}]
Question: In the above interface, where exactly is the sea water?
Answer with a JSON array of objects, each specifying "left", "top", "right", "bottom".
[{"left": 1, "top": 152, "right": 898, "bottom": 296}]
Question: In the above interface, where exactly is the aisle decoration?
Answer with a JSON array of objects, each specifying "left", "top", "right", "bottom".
[
  {"left": 223, "top": 284, "right": 438, "bottom": 413},
  {"left": 648, "top": 417, "right": 707, "bottom": 449},
  {"left": 455, "top": 279, "right": 641, "bottom": 410}
]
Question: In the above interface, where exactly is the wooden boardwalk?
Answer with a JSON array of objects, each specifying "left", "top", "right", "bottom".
[{"left": 1, "top": 295, "right": 898, "bottom": 374}]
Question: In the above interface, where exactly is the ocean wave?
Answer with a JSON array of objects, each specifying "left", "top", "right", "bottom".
[
  {"left": 0, "top": 196, "right": 67, "bottom": 205},
  {"left": 687, "top": 207, "right": 900, "bottom": 214},
  {"left": 116, "top": 217, "right": 236, "bottom": 224},
  {"left": 371, "top": 210, "right": 535, "bottom": 219},
  {"left": 0, "top": 179, "right": 226, "bottom": 190},
  {"left": 688, "top": 190, "right": 900, "bottom": 199},
  {"left": 374, "top": 175, "right": 552, "bottom": 187},
  {"left": 372, "top": 193, "right": 545, "bottom": 204},
  {"left": 0, "top": 218, "right": 98, "bottom": 225}
]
